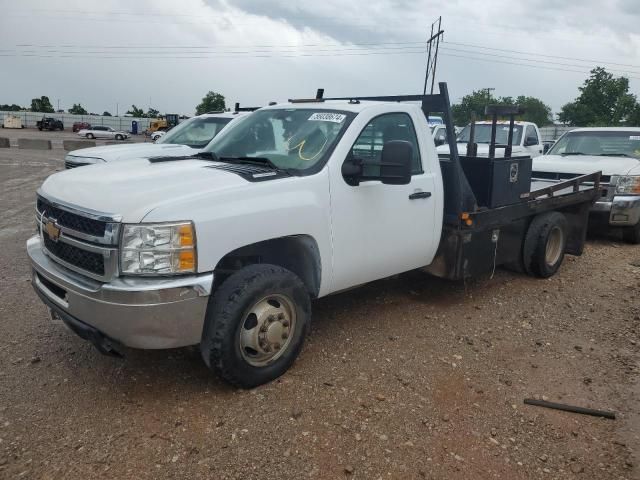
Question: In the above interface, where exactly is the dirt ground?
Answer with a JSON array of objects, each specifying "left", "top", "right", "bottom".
[{"left": 0, "top": 148, "right": 638, "bottom": 480}]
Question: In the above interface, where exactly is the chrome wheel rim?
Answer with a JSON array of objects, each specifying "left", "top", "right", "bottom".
[
  {"left": 239, "top": 294, "right": 296, "bottom": 367},
  {"left": 545, "top": 226, "right": 563, "bottom": 266}
]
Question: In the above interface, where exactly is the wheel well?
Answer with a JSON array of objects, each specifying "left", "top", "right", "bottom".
[{"left": 213, "top": 235, "right": 322, "bottom": 298}]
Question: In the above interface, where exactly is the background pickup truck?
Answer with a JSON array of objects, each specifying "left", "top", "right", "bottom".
[
  {"left": 28, "top": 83, "right": 600, "bottom": 388},
  {"left": 533, "top": 127, "right": 640, "bottom": 243},
  {"left": 36, "top": 116, "right": 63, "bottom": 131},
  {"left": 64, "top": 111, "right": 253, "bottom": 168},
  {"left": 438, "top": 120, "right": 543, "bottom": 158}
]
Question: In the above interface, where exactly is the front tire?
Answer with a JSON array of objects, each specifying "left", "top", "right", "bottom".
[
  {"left": 623, "top": 222, "right": 640, "bottom": 244},
  {"left": 86, "top": 133, "right": 94, "bottom": 139},
  {"left": 115, "top": 134, "right": 123, "bottom": 140},
  {"left": 201, "top": 264, "right": 311, "bottom": 388},
  {"left": 523, "top": 212, "right": 568, "bottom": 278}
]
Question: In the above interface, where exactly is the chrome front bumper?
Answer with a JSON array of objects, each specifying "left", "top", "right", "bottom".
[
  {"left": 592, "top": 196, "right": 640, "bottom": 226},
  {"left": 27, "top": 236, "right": 213, "bottom": 349}
]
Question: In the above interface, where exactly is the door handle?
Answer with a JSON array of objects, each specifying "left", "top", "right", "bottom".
[{"left": 409, "top": 191, "right": 432, "bottom": 200}]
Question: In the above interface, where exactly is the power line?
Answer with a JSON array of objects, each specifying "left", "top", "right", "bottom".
[
  {"left": 446, "top": 41, "right": 640, "bottom": 70},
  {"left": 439, "top": 46, "right": 640, "bottom": 76}
]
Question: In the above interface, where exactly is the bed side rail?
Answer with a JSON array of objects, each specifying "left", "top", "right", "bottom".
[{"left": 529, "top": 171, "right": 602, "bottom": 199}]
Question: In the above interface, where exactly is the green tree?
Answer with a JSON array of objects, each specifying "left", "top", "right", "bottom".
[
  {"left": 452, "top": 90, "right": 552, "bottom": 126},
  {"left": 147, "top": 107, "right": 160, "bottom": 118},
  {"left": 451, "top": 89, "right": 496, "bottom": 125},
  {"left": 195, "top": 91, "right": 225, "bottom": 115},
  {"left": 559, "top": 67, "right": 640, "bottom": 126},
  {"left": 0, "top": 104, "right": 23, "bottom": 111},
  {"left": 30, "top": 96, "right": 54, "bottom": 113},
  {"left": 102, "top": 111, "right": 112, "bottom": 116},
  {"left": 68, "top": 103, "right": 88, "bottom": 115},
  {"left": 126, "top": 105, "right": 146, "bottom": 117}
]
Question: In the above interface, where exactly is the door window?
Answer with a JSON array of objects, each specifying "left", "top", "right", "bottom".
[
  {"left": 525, "top": 125, "right": 539, "bottom": 145},
  {"left": 351, "top": 113, "right": 422, "bottom": 177}
]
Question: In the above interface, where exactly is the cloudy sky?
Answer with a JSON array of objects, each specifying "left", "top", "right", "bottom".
[{"left": 1, "top": 0, "right": 639, "bottom": 118}]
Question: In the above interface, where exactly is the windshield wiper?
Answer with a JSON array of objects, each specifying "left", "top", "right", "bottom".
[
  {"left": 598, "top": 153, "right": 634, "bottom": 158},
  {"left": 560, "top": 152, "right": 586, "bottom": 156},
  {"left": 194, "top": 151, "right": 219, "bottom": 161},
  {"left": 216, "top": 156, "right": 287, "bottom": 172}
]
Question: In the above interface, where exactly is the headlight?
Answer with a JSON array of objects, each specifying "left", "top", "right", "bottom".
[
  {"left": 615, "top": 175, "right": 640, "bottom": 195},
  {"left": 120, "top": 222, "right": 196, "bottom": 275}
]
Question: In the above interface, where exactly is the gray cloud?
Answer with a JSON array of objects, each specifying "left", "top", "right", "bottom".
[{"left": 1, "top": 0, "right": 639, "bottom": 117}]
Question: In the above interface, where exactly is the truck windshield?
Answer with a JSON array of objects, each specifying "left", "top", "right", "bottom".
[
  {"left": 548, "top": 131, "right": 640, "bottom": 159},
  {"left": 204, "top": 108, "right": 354, "bottom": 172},
  {"left": 157, "top": 116, "right": 233, "bottom": 148},
  {"left": 457, "top": 124, "right": 523, "bottom": 145}
]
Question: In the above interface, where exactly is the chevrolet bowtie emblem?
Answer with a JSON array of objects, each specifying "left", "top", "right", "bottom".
[{"left": 45, "top": 219, "right": 61, "bottom": 242}]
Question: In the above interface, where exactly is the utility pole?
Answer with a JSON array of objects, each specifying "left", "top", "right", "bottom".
[
  {"left": 116, "top": 103, "right": 119, "bottom": 117},
  {"left": 57, "top": 99, "right": 60, "bottom": 111},
  {"left": 482, "top": 87, "right": 495, "bottom": 105},
  {"left": 423, "top": 16, "right": 444, "bottom": 95}
]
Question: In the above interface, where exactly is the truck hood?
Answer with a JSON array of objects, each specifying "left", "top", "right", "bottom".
[
  {"left": 533, "top": 154, "right": 640, "bottom": 177},
  {"left": 66, "top": 143, "right": 199, "bottom": 162},
  {"left": 436, "top": 143, "right": 527, "bottom": 158},
  {"left": 40, "top": 158, "right": 249, "bottom": 222}
]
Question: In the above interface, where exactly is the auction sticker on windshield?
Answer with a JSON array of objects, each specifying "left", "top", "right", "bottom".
[
  {"left": 630, "top": 136, "right": 640, "bottom": 140},
  {"left": 308, "top": 112, "right": 346, "bottom": 123}
]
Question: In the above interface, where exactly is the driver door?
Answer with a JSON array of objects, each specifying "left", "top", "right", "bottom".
[{"left": 328, "top": 112, "right": 438, "bottom": 292}]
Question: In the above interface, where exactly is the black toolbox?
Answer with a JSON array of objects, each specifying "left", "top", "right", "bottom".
[{"left": 459, "top": 155, "right": 532, "bottom": 208}]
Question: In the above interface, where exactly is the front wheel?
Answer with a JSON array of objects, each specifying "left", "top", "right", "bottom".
[
  {"left": 200, "top": 264, "right": 311, "bottom": 388},
  {"left": 523, "top": 212, "right": 568, "bottom": 278},
  {"left": 86, "top": 133, "right": 94, "bottom": 139},
  {"left": 623, "top": 222, "right": 640, "bottom": 244},
  {"left": 115, "top": 134, "right": 123, "bottom": 140}
]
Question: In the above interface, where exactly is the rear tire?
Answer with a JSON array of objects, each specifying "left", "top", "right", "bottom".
[
  {"left": 623, "top": 222, "right": 640, "bottom": 244},
  {"left": 200, "top": 264, "right": 311, "bottom": 388},
  {"left": 523, "top": 212, "right": 568, "bottom": 278},
  {"left": 86, "top": 133, "right": 94, "bottom": 139},
  {"left": 115, "top": 134, "right": 123, "bottom": 140}
]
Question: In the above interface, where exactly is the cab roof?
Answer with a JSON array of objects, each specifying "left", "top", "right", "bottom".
[{"left": 262, "top": 99, "right": 418, "bottom": 114}]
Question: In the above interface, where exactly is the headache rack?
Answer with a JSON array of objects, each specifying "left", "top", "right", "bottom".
[{"left": 321, "top": 83, "right": 477, "bottom": 225}]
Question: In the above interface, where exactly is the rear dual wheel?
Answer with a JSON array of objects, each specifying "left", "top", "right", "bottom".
[
  {"left": 201, "top": 264, "right": 311, "bottom": 388},
  {"left": 523, "top": 212, "right": 568, "bottom": 278}
]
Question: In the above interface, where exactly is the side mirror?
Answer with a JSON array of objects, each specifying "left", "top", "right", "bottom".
[
  {"left": 524, "top": 136, "right": 538, "bottom": 147},
  {"left": 434, "top": 136, "right": 446, "bottom": 146},
  {"left": 378, "top": 140, "right": 413, "bottom": 185},
  {"left": 341, "top": 140, "right": 413, "bottom": 186},
  {"left": 341, "top": 157, "right": 363, "bottom": 186},
  {"left": 543, "top": 143, "right": 552, "bottom": 154}
]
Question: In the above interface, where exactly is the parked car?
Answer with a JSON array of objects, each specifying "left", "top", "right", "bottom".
[
  {"left": 29, "top": 83, "right": 600, "bottom": 388},
  {"left": 72, "top": 122, "right": 91, "bottom": 133},
  {"left": 533, "top": 127, "right": 640, "bottom": 243},
  {"left": 36, "top": 117, "right": 63, "bottom": 131},
  {"left": 65, "top": 112, "right": 249, "bottom": 168},
  {"left": 77, "top": 126, "right": 129, "bottom": 140},
  {"left": 437, "top": 121, "right": 544, "bottom": 158}
]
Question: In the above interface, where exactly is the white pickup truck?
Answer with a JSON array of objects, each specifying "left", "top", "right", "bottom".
[
  {"left": 437, "top": 120, "right": 544, "bottom": 158},
  {"left": 27, "top": 84, "right": 600, "bottom": 387},
  {"left": 533, "top": 127, "right": 640, "bottom": 243},
  {"left": 64, "top": 111, "right": 251, "bottom": 169}
]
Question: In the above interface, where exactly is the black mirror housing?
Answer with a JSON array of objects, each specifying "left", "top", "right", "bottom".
[
  {"left": 524, "top": 136, "right": 538, "bottom": 147},
  {"left": 379, "top": 140, "right": 413, "bottom": 185}
]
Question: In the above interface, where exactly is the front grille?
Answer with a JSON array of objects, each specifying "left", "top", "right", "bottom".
[
  {"left": 43, "top": 235, "right": 105, "bottom": 276},
  {"left": 37, "top": 198, "right": 106, "bottom": 237}
]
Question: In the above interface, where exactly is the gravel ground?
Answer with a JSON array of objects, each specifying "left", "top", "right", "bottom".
[{"left": 0, "top": 148, "right": 638, "bottom": 479}]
